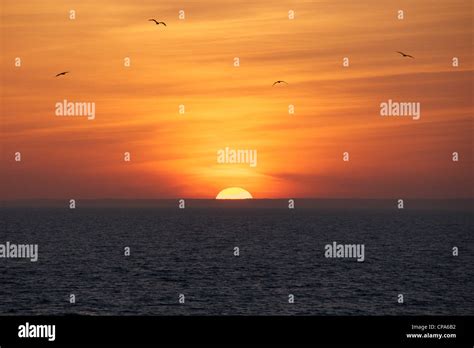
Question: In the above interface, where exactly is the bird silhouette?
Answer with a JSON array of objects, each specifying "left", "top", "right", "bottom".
[
  {"left": 148, "top": 19, "right": 166, "bottom": 26},
  {"left": 397, "top": 51, "right": 414, "bottom": 58},
  {"left": 55, "top": 71, "right": 69, "bottom": 77},
  {"left": 273, "top": 80, "right": 288, "bottom": 86}
]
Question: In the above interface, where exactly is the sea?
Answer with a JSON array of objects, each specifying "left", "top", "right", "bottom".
[{"left": 0, "top": 199, "right": 472, "bottom": 315}]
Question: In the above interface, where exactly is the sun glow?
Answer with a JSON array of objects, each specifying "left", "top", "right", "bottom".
[{"left": 216, "top": 187, "right": 253, "bottom": 200}]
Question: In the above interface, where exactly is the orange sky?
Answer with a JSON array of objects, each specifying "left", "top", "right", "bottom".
[{"left": 1, "top": 0, "right": 472, "bottom": 199}]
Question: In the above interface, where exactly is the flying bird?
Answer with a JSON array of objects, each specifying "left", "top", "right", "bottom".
[
  {"left": 148, "top": 19, "right": 166, "bottom": 26},
  {"left": 397, "top": 51, "right": 414, "bottom": 58},
  {"left": 272, "top": 80, "right": 288, "bottom": 86},
  {"left": 55, "top": 71, "right": 69, "bottom": 77}
]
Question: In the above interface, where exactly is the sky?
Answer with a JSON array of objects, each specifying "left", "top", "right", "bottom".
[{"left": 0, "top": 0, "right": 472, "bottom": 199}]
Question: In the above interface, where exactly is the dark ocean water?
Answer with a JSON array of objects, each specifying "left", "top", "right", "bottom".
[{"left": 1, "top": 201, "right": 473, "bottom": 315}]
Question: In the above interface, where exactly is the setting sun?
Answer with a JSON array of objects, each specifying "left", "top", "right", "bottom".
[{"left": 216, "top": 187, "right": 253, "bottom": 200}]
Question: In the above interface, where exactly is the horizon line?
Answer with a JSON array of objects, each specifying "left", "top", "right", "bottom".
[{"left": 2, "top": 198, "right": 473, "bottom": 201}]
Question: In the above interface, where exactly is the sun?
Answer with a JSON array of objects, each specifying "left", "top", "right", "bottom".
[{"left": 216, "top": 187, "right": 253, "bottom": 200}]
